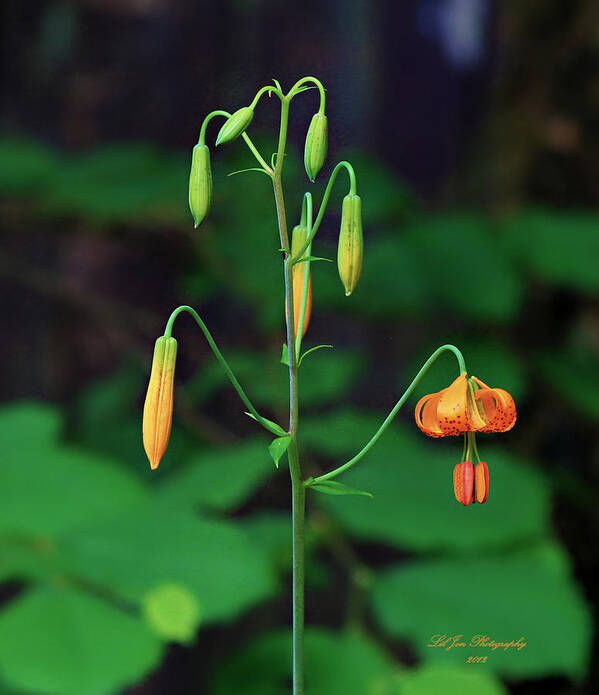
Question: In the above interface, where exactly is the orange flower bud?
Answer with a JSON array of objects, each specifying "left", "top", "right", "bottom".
[
  {"left": 142, "top": 336, "right": 177, "bottom": 470},
  {"left": 287, "top": 224, "right": 312, "bottom": 339},
  {"left": 453, "top": 461, "right": 474, "bottom": 506},
  {"left": 474, "top": 461, "right": 489, "bottom": 503}
]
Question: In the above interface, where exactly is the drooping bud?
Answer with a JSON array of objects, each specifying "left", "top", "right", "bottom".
[
  {"left": 304, "top": 113, "right": 328, "bottom": 182},
  {"left": 337, "top": 194, "right": 363, "bottom": 296},
  {"left": 142, "top": 336, "right": 178, "bottom": 470},
  {"left": 188, "top": 144, "right": 212, "bottom": 228},
  {"left": 287, "top": 225, "right": 312, "bottom": 339},
  {"left": 453, "top": 461, "right": 474, "bottom": 506},
  {"left": 474, "top": 461, "right": 489, "bottom": 503},
  {"left": 215, "top": 107, "right": 254, "bottom": 146}
]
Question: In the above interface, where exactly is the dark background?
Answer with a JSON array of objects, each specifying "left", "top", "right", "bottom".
[{"left": 1, "top": 1, "right": 599, "bottom": 694}]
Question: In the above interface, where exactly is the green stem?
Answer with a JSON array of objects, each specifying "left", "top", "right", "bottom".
[
  {"left": 288, "top": 76, "right": 326, "bottom": 113},
  {"left": 273, "top": 94, "right": 305, "bottom": 695},
  {"left": 290, "top": 160, "right": 356, "bottom": 263},
  {"left": 309, "top": 344, "right": 466, "bottom": 484},
  {"left": 199, "top": 110, "right": 272, "bottom": 173},
  {"left": 163, "top": 305, "right": 282, "bottom": 436}
]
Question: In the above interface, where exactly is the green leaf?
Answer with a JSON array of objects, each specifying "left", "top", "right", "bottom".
[
  {"left": 159, "top": 438, "right": 274, "bottom": 511},
  {"left": 211, "top": 628, "right": 397, "bottom": 695},
  {"left": 371, "top": 544, "right": 592, "bottom": 679},
  {"left": 539, "top": 349, "right": 599, "bottom": 420},
  {"left": 268, "top": 436, "right": 291, "bottom": 468},
  {"left": 397, "top": 664, "right": 508, "bottom": 695},
  {"left": 502, "top": 208, "right": 599, "bottom": 294},
  {"left": 141, "top": 583, "right": 200, "bottom": 644},
  {"left": 307, "top": 479, "right": 373, "bottom": 498},
  {"left": 61, "top": 503, "right": 276, "bottom": 625},
  {"left": 0, "top": 403, "right": 149, "bottom": 537},
  {"left": 293, "top": 255, "right": 332, "bottom": 264},
  {"left": 280, "top": 343, "right": 290, "bottom": 366},
  {"left": 244, "top": 411, "right": 288, "bottom": 436},
  {"left": 0, "top": 587, "right": 162, "bottom": 695},
  {"left": 312, "top": 416, "right": 550, "bottom": 552},
  {"left": 298, "top": 344, "right": 333, "bottom": 367},
  {"left": 227, "top": 167, "right": 270, "bottom": 177},
  {"left": 407, "top": 213, "right": 523, "bottom": 322}
]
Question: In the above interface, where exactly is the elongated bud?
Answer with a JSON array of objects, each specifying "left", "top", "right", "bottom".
[
  {"left": 142, "top": 336, "right": 177, "bottom": 470},
  {"left": 304, "top": 113, "right": 328, "bottom": 182},
  {"left": 188, "top": 144, "right": 212, "bottom": 228},
  {"left": 337, "top": 194, "right": 363, "bottom": 296},
  {"left": 287, "top": 225, "right": 312, "bottom": 339},
  {"left": 453, "top": 461, "right": 474, "bottom": 505},
  {"left": 474, "top": 461, "right": 489, "bottom": 503},
  {"left": 215, "top": 107, "right": 254, "bottom": 146}
]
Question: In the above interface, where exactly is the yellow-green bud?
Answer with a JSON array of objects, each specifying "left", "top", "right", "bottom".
[
  {"left": 188, "top": 144, "right": 212, "bottom": 228},
  {"left": 215, "top": 107, "right": 254, "bottom": 146},
  {"left": 337, "top": 194, "right": 363, "bottom": 296},
  {"left": 304, "top": 113, "right": 328, "bottom": 182}
]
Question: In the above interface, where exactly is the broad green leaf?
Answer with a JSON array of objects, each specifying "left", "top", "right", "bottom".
[
  {"left": 397, "top": 664, "right": 508, "bottom": 695},
  {"left": 302, "top": 408, "right": 383, "bottom": 458},
  {"left": 61, "top": 503, "right": 276, "bottom": 625},
  {"left": 0, "top": 587, "right": 161, "bottom": 695},
  {"left": 502, "top": 209, "right": 599, "bottom": 294},
  {"left": 268, "top": 436, "right": 291, "bottom": 468},
  {"left": 211, "top": 628, "right": 397, "bottom": 695},
  {"left": 159, "top": 438, "right": 273, "bottom": 510},
  {"left": 0, "top": 404, "right": 149, "bottom": 536},
  {"left": 406, "top": 213, "right": 523, "bottom": 322},
  {"left": 141, "top": 583, "right": 200, "bottom": 643},
  {"left": 371, "top": 545, "right": 591, "bottom": 678},
  {"left": 312, "top": 417, "right": 550, "bottom": 552},
  {"left": 307, "top": 479, "right": 373, "bottom": 498},
  {"left": 0, "top": 138, "right": 58, "bottom": 194},
  {"left": 539, "top": 350, "right": 599, "bottom": 420}
]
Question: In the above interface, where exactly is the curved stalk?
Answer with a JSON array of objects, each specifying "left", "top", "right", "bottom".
[
  {"left": 290, "top": 161, "right": 356, "bottom": 263},
  {"left": 288, "top": 76, "right": 326, "bottom": 114},
  {"left": 164, "top": 305, "right": 284, "bottom": 436},
  {"left": 199, "top": 109, "right": 272, "bottom": 173},
  {"left": 308, "top": 344, "right": 466, "bottom": 484}
]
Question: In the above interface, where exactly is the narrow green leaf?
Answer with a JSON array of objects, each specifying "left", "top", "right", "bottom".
[
  {"left": 244, "top": 412, "right": 287, "bottom": 437},
  {"left": 227, "top": 167, "right": 270, "bottom": 177},
  {"left": 307, "top": 480, "right": 373, "bottom": 498},
  {"left": 298, "top": 344, "right": 333, "bottom": 367},
  {"left": 294, "top": 256, "right": 332, "bottom": 264},
  {"left": 280, "top": 343, "right": 290, "bottom": 366},
  {"left": 268, "top": 436, "right": 291, "bottom": 469}
]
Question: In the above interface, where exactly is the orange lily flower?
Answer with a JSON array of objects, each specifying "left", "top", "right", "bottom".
[
  {"left": 415, "top": 372, "right": 516, "bottom": 438},
  {"left": 415, "top": 373, "right": 515, "bottom": 506}
]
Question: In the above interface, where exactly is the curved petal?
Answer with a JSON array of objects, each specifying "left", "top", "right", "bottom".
[
  {"left": 436, "top": 373, "right": 472, "bottom": 435},
  {"left": 474, "top": 387, "right": 517, "bottom": 433},
  {"left": 415, "top": 392, "right": 444, "bottom": 437}
]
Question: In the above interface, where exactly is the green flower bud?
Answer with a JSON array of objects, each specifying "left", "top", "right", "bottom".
[
  {"left": 188, "top": 144, "right": 212, "bottom": 228},
  {"left": 215, "top": 107, "right": 254, "bottom": 146},
  {"left": 337, "top": 194, "right": 363, "bottom": 296},
  {"left": 304, "top": 113, "right": 328, "bottom": 182}
]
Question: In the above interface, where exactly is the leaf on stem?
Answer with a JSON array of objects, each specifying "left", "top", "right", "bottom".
[
  {"left": 298, "top": 344, "right": 333, "bottom": 368},
  {"left": 293, "top": 256, "right": 332, "bottom": 265},
  {"left": 280, "top": 344, "right": 290, "bottom": 367},
  {"left": 227, "top": 167, "right": 271, "bottom": 178},
  {"left": 306, "top": 479, "right": 373, "bottom": 498},
  {"left": 268, "top": 436, "right": 291, "bottom": 469},
  {"left": 244, "top": 412, "right": 287, "bottom": 437}
]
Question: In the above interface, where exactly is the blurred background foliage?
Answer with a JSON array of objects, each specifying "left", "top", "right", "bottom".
[{"left": 2, "top": 0, "right": 599, "bottom": 693}]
